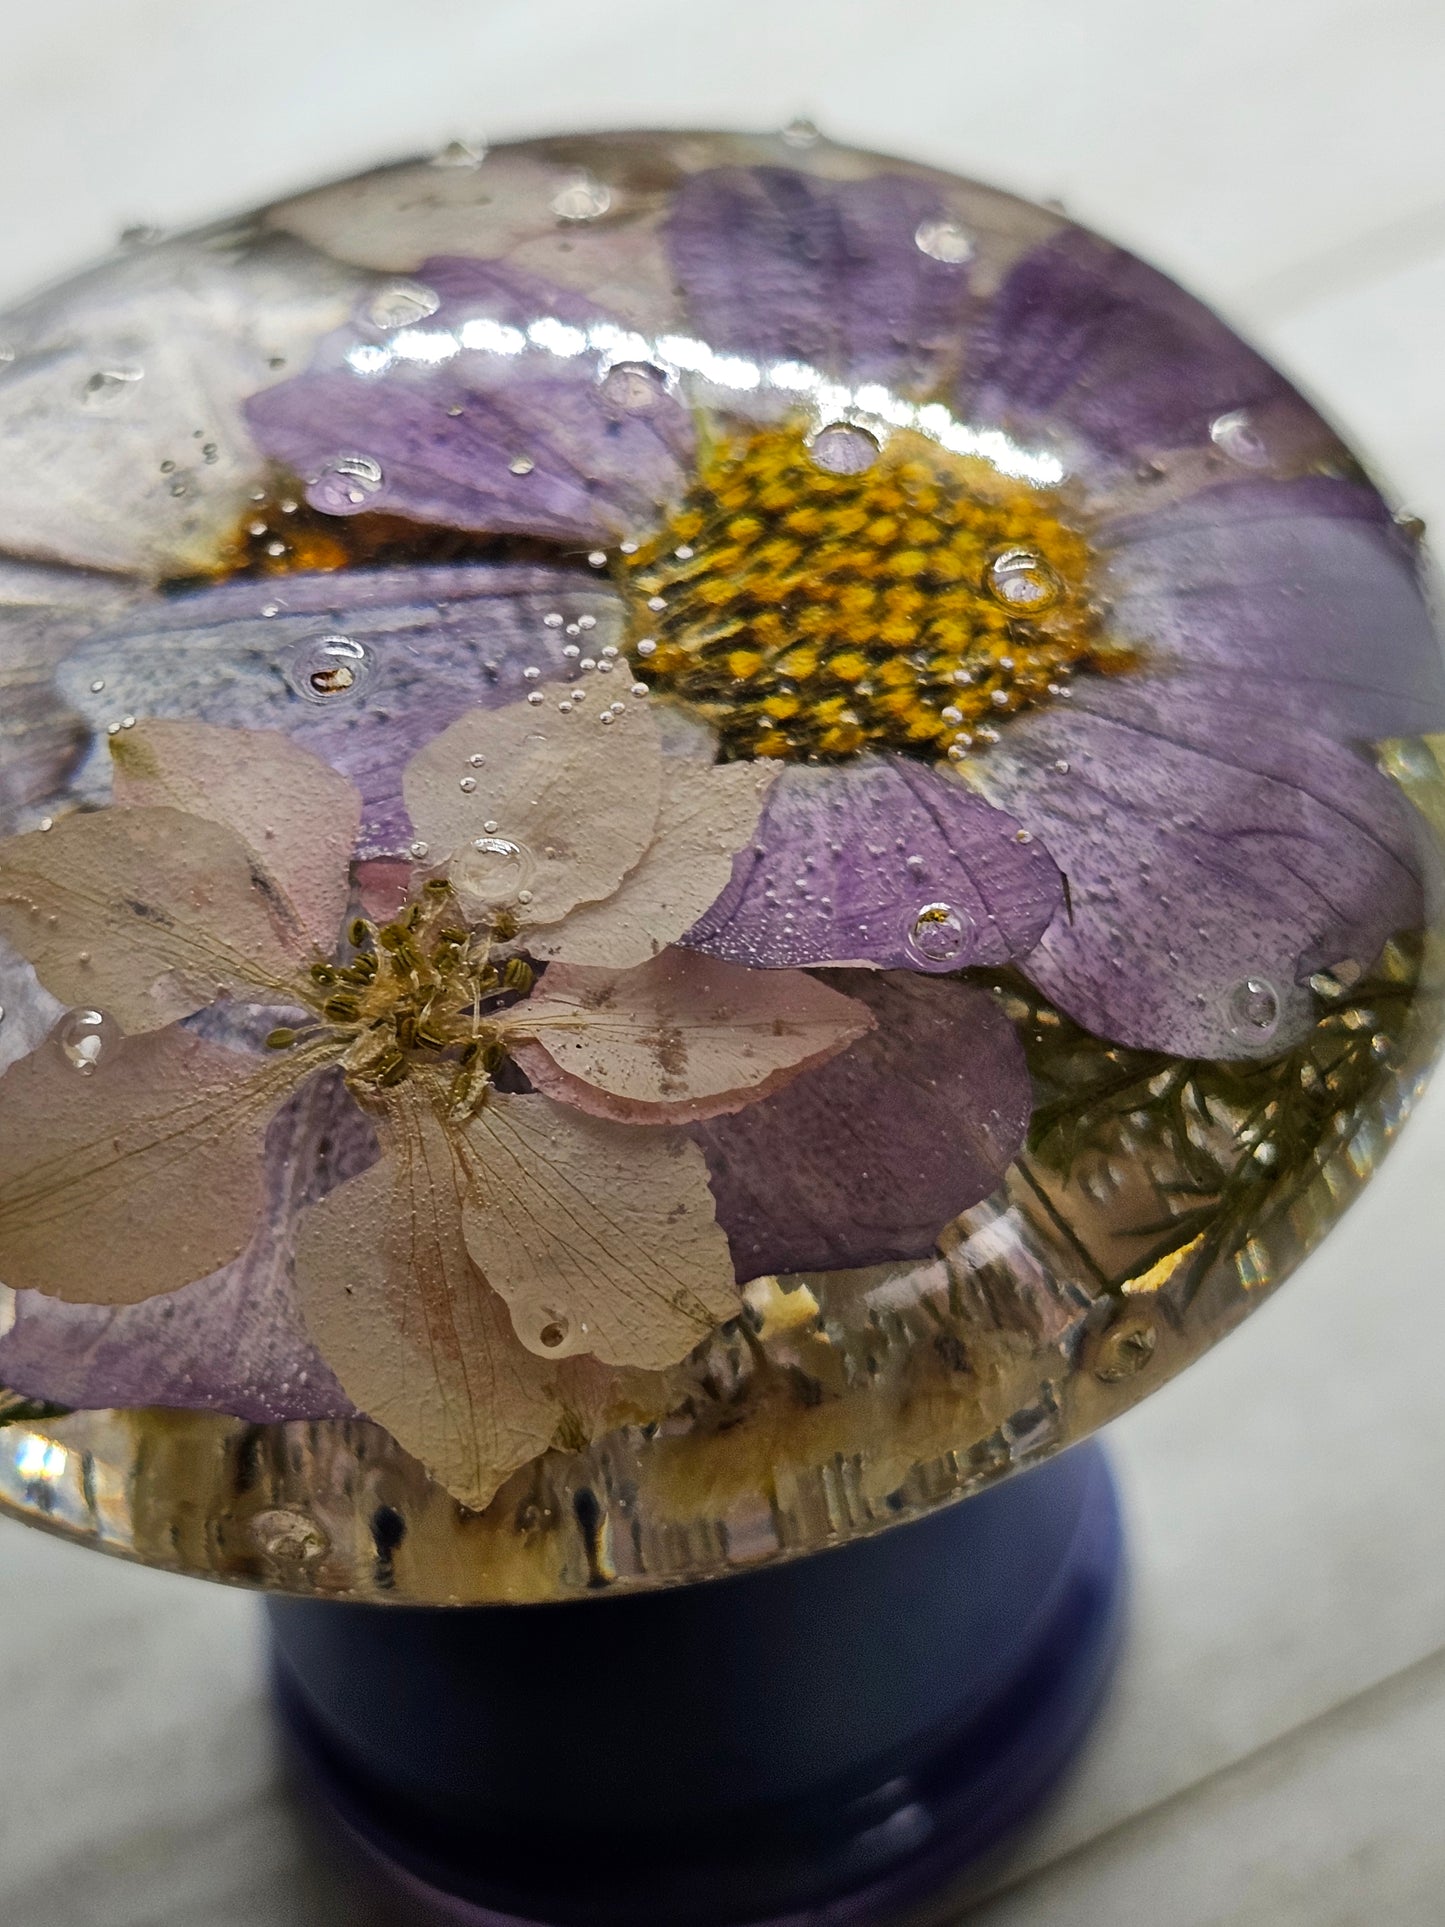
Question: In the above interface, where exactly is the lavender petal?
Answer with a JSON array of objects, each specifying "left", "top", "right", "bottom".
[
  {"left": 55, "top": 563, "right": 627, "bottom": 856},
  {"left": 684, "top": 756, "right": 1063, "bottom": 973},
  {"left": 972, "top": 677, "right": 1431, "bottom": 1058},
  {"left": 962, "top": 227, "right": 1304, "bottom": 467},
  {"left": 0, "top": 1068, "right": 374, "bottom": 1421},
  {"left": 245, "top": 256, "right": 694, "bottom": 545},
  {"left": 666, "top": 167, "right": 972, "bottom": 388},
  {"left": 693, "top": 972, "right": 1029, "bottom": 1279},
  {"left": 1100, "top": 476, "right": 1445, "bottom": 742}
]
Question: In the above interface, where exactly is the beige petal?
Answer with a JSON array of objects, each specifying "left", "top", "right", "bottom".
[
  {"left": 505, "top": 950, "right": 875, "bottom": 1125},
  {"left": 403, "top": 695, "right": 662, "bottom": 928},
  {"left": 267, "top": 149, "right": 682, "bottom": 331},
  {"left": 0, "top": 231, "right": 363, "bottom": 579},
  {"left": 294, "top": 1079, "right": 572, "bottom": 1511},
  {"left": 0, "top": 807, "right": 310, "bottom": 1031},
  {"left": 111, "top": 720, "right": 360, "bottom": 954},
  {"left": 0, "top": 1027, "right": 312, "bottom": 1303},
  {"left": 458, "top": 1090, "right": 740, "bottom": 1369},
  {"left": 530, "top": 761, "right": 777, "bottom": 968}
]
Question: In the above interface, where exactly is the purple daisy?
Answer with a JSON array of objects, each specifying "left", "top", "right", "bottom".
[{"left": 237, "top": 163, "right": 1438, "bottom": 1062}]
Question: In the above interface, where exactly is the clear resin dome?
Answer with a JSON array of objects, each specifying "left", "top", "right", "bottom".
[{"left": 0, "top": 130, "right": 1441, "bottom": 1602}]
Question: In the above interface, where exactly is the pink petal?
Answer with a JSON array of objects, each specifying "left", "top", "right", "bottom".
[
  {"left": 0, "top": 1025, "right": 314, "bottom": 1304},
  {"left": 508, "top": 949, "right": 873, "bottom": 1125},
  {"left": 111, "top": 719, "right": 361, "bottom": 954},
  {"left": 458, "top": 1090, "right": 740, "bottom": 1369},
  {"left": 0, "top": 807, "right": 312, "bottom": 1032}
]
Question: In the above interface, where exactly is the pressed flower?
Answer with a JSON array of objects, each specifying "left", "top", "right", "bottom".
[{"left": 0, "top": 715, "right": 873, "bottom": 1503}]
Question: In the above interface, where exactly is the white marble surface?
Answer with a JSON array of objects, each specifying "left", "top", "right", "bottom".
[{"left": 2, "top": 2, "right": 1444, "bottom": 1920}]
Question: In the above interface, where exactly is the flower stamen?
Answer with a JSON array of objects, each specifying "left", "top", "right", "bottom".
[{"left": 617, "top": 423, "right": 1124, "bottom": 762}]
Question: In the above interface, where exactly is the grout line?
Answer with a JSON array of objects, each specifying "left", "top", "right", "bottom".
[{"left": 952, "top": 1636, "right": 1445, "bottom": 1919}]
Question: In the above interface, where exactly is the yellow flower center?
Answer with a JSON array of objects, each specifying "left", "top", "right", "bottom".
[{"left": 618, "top": 423, "right": 1117, "bottom": 762}]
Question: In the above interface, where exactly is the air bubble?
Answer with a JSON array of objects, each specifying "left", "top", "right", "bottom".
[
  {"left": 907, "top": 902, "right": 971, "bottom": 968},
  {"left": 808, "top": 423, "right": 880, "bottom": 476},
  {"left": 287, "top": 634, "right": 372, "bottom": 703},
  {"left": 1225, "top": 975, "right": 1281, "bottom": 1042},
  {"left": 80, "top": 366, "right": 144, "bottom": 407},
  {"left": 453, "top": 836, "right": 532, "bottom": 906},
  {"left": 365, "top": 280, "right": 440, "bottom": 331},
  {"left": 986, "top": 547, "right": 1062, "bottom": 612},
  {"left": 310, "top": 453, "right": 384, "bottom": 514},
  {"left": 781, "top": 116, "right": 820, "bottom": 147},
  {"left": 551, "top": 174, "right": 611, "bottom": 222},
  {"left": 56, "top": 1008, "right": 115, "bottom": 1075},
  {"left": 431, "top": 138, "right": 486, "bottom": 169},
  {"left": 914, "top": 217, "right": 974, "bottom": 264},
  {"left": 601, "top": 361, "right": 670, "bottom": 412},
  {"left": 509, "top": 455, "right": 535, "bottom": 475},
  {"left": 1209, "top": 408, "right": 1270, "bottom": 467}
]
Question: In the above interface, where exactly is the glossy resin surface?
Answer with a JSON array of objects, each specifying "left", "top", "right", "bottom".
[{"left": 0, "top": 129, "right": 1441, "bottom": 1601}]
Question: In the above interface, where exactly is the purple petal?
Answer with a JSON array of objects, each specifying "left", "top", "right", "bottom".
[
  {"left": 1100, "top": 477, "right": 1445, "bottom": 742},
  {"left": 972, "top": 677, "right": 1430, "bottom": 1058},
  {"left": 55, "top": 563, "right": 626, "bottom": 856},
  {"left": 961, "top": 227, "right": 1307, "bottom": 467},
  {"left": 1, "top": 562, "right": 140, "bottom": 830},
  {"left": 684, "top": 757, "right": 1063, "bottom": 972},
  {"left": 666, "top": 168, "right": 972, "bottom": 387},
  {"left": 245, "top": 257, "right": 694, "bottom": 545},
  {"left": 0, "top": 1068, "right": 375, "bottom": 1421},
  {"left": 693, "top": 972, "right": 1029, "bottom": 1279}
]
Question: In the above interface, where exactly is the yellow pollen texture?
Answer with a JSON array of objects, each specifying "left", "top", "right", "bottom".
[{"left": 619, "top": 424, "right": 1111, "bottom": 762}]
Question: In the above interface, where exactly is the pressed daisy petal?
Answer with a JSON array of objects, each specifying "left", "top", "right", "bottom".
[
  {"left": 56, "top": 564, "right": 626, "bottom": 857},
  {"left": 458, "top": 1091, "right": 739, "bottom": 1368},
  {"left": 0, "top": 230, "right": 362, "bottom": 578},
  {"left": 529, "top": 760, "right": 777, "bottom": 968},
  {"left": 0, "top": 807, "right": 314, "bottom": 1030},
  {"left": 0, "top": 1068, "right": 370, "bottom": 1420},
  {"left": 245, "top": 257, "right": 694, "bottom": 547},
  {"left": 404, "top": 694, "right": 663, "bottom": 926},
  {"left": 692, "top": 973, "right": 1030, "bottom": 1280},
  {"left": 666, "top": 168, "right": 973, "bottom": 388},
  {"left": 111, "top": 719, "right": 362, "bottom": 954},
  {"left": 971, "top": 677, "right": 1429, "bottom": 1058},
  {"left": 684, "top": 756, "right": 1063, "bottom": 973},
  {"left": 0, "top": 1026, "right": 314, "bottom": 1303},
  {"left": 506, "top": 949, "right": 873, "bottom": 1125},
  {"left": 1099, "top": 477, "right": 1445, "bottom": 743},
  {"left": 961, "top": 227, "right": 1304, "bottom": 470}
]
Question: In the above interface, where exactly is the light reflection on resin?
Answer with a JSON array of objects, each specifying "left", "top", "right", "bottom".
[{"left": 0, "top": 128, "right": 1442, "bottom": 1602}]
